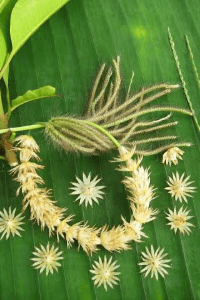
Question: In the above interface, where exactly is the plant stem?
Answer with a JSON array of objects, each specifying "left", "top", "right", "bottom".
[
  {"left": 0, "top": 53, "right": 13, "bottom": 80},
  {"left": 0, "top": 122, "right": 47, "bottom": 134},
  {"left": 84, "top": 121, "right": 121, "bottom": 148},
  {"left": 0, "top": 89, "right": 4, "bottom": 116}
]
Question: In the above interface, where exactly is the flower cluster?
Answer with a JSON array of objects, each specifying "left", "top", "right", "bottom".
[
  {"left": 165, "top": 172, "right": 195, "bottom": 235},
  {"left": 117, "top": 146, "right": 159, "bottom": 241}
]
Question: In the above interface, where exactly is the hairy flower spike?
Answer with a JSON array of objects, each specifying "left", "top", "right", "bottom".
[
  {"left": 121, "top": 216, "right": 147, "bottom": 242},
  {"left": 14, "top": 135, "right": 40, "bottom": 152},
  {"left": 131, "top": 204, "right": 159, "bottom": 224},
  {"left": 77, "top": 224, "right": 101, "bottom": 255},
  {"left": 100, "top": 225, "right": 131, "bottom": 252},
  {"left": 45, "top": 57, "right": 192, "bottom": 155}
]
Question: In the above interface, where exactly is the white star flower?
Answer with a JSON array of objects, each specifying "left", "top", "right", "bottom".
[
  {"left": 31, "top": 243, "right": 64, "bottom": 275},
  {"left": 90, "top": 256, "right": 120, "bottom": 290},
  {"left": 0, "top": 207, "right": 24, "bottom": 239},
  {"left": 165, "top": 172, "right": 196, "bottom": 203},
  {"left": 70, "top": 173, "right": 105, "bottom": 207},
  {"left": 165, "top": 206, "right": 194, "bottom": 234},
  {"left": 138, "top": 245, "right": 171, "bottom": 280}
]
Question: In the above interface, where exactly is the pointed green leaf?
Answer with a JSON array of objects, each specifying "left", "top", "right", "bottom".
[
  {"left": 11, "top": 86, "right": 56, "bottom": 111},
  {"left": 0, "top": 0, "right": 17, "bottom": 70},
  {"left": 10, "top": 0, "right": 70, "bottom": 57},
  {"left": 0, "top": 25, "right": 7, "bottom": 70}
]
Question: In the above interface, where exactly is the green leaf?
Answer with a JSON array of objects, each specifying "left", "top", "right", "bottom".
[
  {"left": 11, "top": 86, "right": 56, "bottom": 111},
  {"left": 0, "top": 24, "right": 7, "bottom": 70},
  {"left": 0, "top": 0, "right": 70, "bottom": 79},
  {"left": 0, "top": 0, "right": 17, "bottom": 69},
  {"left": 11, "top": 0, "right": 70, "bottom": 56}
]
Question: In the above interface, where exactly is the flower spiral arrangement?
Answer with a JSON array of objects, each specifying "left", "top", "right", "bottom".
[{"left": 11, "top": 135, "right": 160, "bottom": 255}]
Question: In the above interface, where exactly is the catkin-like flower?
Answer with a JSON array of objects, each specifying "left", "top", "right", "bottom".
[
  {"left": 77, "top": 224, "right": 101, "bottom": 255},
  {"left": 100, "top": 225, "right": 131, "bottom": 252},
  {"left": 0, "top": 207, "right": 24, "bottom": 239},
  {"left": 113, "top": 146, "right": 136, "bottom": 162},
  {"left": 90, "top": 256, "right": 120, "bottom": 290},
  {"left": 162, "top": 147, "right": 184, "bottom": 166},
  {"left": 70, "top": 173, "right": 105, "bottom": 207},
  {"left": 165, "top": 206, "right": 194, "bottom": 234},
  {"left": 121, "top": 216, "right": 147, "bottom": 242},
  {"left": 14, "top": 135, "right": 40, "bottom": 152},
  {"left": 131, "top": 204, "right": 159, "bottom": 224},
  {"left": 165, "top": 172, "right": 196, "bottom": 203},
  {"left": 138, "top": 245, "right": 171, "bottom": 280},
  {"left": 31, "top": 243, "right": 64, "bottom": 275}
]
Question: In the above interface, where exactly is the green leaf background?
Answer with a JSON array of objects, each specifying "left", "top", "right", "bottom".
[{"left": 1, "top": 0, "right": 200, "bottom": 299}]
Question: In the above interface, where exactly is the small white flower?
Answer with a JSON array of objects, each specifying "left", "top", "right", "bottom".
[
  {"left": 116, "top": 156, "right": 143, "bottom": 172},
  {"left": 165, "top": 206, "right": 194, "bottom": 234},
  {"left": 121, "top": 216, "right": 147, "bottom": 242},
  {"left": 162, "top": 147, "right": 184, "bottom": 166},
  {"left": 165, "top": 172, "right": 196, "bottom": 203},
  {"left": 14, "top": 135, "right": 40, "bottom": 152},
  {"left": 131, "top": 204, "right": 159, "bottom": 224},
  {"left": 113, "top": 146, "right": 136, "bottom": 162},
  {"left": 90, "top": 256, "right": 120, "bottom": 290},
  {"left": 70, "top": 173, "right": 105, "bottom": 207},
  {"left": 31, "top": 243, "right": 64, "bottom": 275},
  {"left": 0, "top": 207, "right": 24, "bottom": 239},
  {"left": 138, "top": 245, "right": 171, "bottom": 280}
]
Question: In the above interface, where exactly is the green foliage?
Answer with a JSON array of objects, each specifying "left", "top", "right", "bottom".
[
  {"left": 11, "top": 86, "right": 56, "bottom": 111},
  {"left": 10, "top": 0, "right": 70, "bottom": 56}
]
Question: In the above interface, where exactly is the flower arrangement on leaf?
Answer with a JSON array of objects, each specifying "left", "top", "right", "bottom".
[{"left": 0, "top": 56, "right": 197, "bottom": 289}]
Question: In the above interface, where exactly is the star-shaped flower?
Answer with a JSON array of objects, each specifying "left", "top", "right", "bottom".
[
  {"left": 138, "top": 245, "right": 171, "bottom": 280},
  {"left": 165, "top": 172, "right": 196, "bottom": 203},
  {"left": 0, "top": 207, "right": 24, "bottom": 239},
  {"left": 165, "top": 206, "right": 194, "bottom": 234},
  {"left": 90, "top": 256, "right": 120, "bottom": 290},
  {"left": 31, "top": 243, "right": 64, "bottom": 275},
  {"left": 70, "top": 173, "right": 105, "bottom": 207}
]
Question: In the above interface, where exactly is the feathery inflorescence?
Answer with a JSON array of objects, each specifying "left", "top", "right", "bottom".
[
  {"left": 114, "top": 146, "right": 159, "bottom": 239},
  {"left": 45, "top": 57, "right": 191, "bottom": 155}
]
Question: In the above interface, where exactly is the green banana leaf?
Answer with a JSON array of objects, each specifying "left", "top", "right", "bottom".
[{"left": 1, "top": 0, "right": 200, "bottom": 299}]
